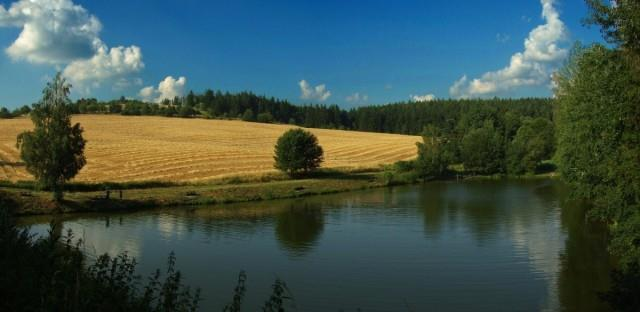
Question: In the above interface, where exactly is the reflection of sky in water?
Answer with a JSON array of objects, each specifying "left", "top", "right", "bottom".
[
  {"left": 29, "top": 217, "right": 144, "bottom": 259},
  {"left": 22, "top": 179, "right": 609, "bottom": 312}
]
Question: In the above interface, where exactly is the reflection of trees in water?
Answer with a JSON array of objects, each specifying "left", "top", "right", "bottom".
[
  {"left": 275, "top": 201, "right": 324, "bottom": 257},
  {"left": 418, "top": 180, "right": 562, "bottom": 243},
  {"left": 417, "top": 179, "right": 612, "bottom": 310},
  {"left": 557, "top": 201, "right": 612, "bottom": 312},
  {"left": 417, "top": 182, "right": 448, "bottom": 238}
]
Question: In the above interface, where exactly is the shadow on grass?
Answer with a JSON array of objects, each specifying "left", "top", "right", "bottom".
[
  {"left": 303, "top": 168, "right": 376, "bottom": 181},
  {"left": 0, "top": 180, "right": 182, "bottom": 192},
  {"left": 0, "top": 160, "right": 24, "bottom": 167}
]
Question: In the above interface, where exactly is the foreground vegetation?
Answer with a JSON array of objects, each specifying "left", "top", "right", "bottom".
[{"left": 0, "top": 207, "right": 296, "bottom": 311}]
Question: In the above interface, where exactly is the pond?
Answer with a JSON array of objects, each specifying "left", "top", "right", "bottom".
[{"left": 23, "top": 179, "right": 612, "bottom": 311}]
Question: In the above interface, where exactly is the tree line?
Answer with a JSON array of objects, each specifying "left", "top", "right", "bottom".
[{"left": 2, "top": 91, "right": 553, "bottom": 136}]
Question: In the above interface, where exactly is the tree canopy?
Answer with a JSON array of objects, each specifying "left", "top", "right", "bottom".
[
  {"left": 274, "top": 129, "right": 324, "bottom": 177},
  {"left": 16, "top": 73, "right": 86, "bottom": 200},
  {"left": 554, "top": 1, "right": 640, "bottom": 309}
]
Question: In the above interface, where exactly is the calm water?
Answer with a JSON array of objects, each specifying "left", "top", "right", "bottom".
[{"left": 24, "top": 179, "right": 612, "bottom": 311}]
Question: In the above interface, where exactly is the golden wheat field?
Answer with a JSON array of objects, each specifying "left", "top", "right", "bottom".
[{"left": 0, "top": 115, "right": 420, "bottom": 183}]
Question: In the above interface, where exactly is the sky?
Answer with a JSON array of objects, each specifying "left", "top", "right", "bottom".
[{"left": 0, "top": 0, "right": 603, "bottom": 109}]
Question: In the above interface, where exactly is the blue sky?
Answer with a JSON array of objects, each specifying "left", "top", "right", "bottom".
[{"left": 0, "top": 0, "right": 602, "bottom": 108}]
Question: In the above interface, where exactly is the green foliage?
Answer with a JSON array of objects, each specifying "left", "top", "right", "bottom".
[
  {"left": 507, "top": 118, "right": 555, "bottom": 175},
  {"left": 0, "top": 107, "right": 10, "bottom": 118},
  {"left": 67, "top": 90, "right": 552, "bottom": 136},
  {"left": 555, "top": 45, "right": 640, "bottom": 222},
  {"left": 179, "top": 104, "right": 197, "bottom": 118},
  {"left": 393, "top": 160, "right": 416, "bottom": 173},
  {"left": 241, "top": 109, "right": 255, "bottom": 121},
  {"left": 555, "top": 5, "right": 640, "bottom": 306},
  {"left": 0, "top": 208, "right": 201, "bottom": 312},
  {"left": 586, "top": 0, "right": 640, "bottom": 63},
  {"left": 223, "top": 271, "right": 247, "bottom": 312},
  {"left": 415, "top": 125, "right": 454, "bottom": 179},
  {"left": 274, "top": 129, "right": 324, "bottom": 177},
  {"left": 256, "top": 112, "right": 274, "bottom": 123},
  {"left": 599, "top": 263, "right": 640, "bottom": 312},
  {"left": 16, "top": 73, "right": 86, "bottom": 201},
  {"left": 352, "top": 98, "right": 552, "bottom": 135},
  {"left": 460, "top": 121, "right": 505, "bottom": 175},
  {"left": 14, "top": 105, "right": 31, "bottom": 116},
  {"left": 262, "top": 278, "right": 293, "bottom": 312}
]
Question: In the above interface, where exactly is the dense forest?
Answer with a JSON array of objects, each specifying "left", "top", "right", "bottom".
[{"left": 3, "top": 92, "right": 553, "bottom": 135}]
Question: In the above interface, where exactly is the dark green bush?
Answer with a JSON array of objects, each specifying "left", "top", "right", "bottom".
[{"left": 274, "top": 128, "right": 324, "bottom": 177}]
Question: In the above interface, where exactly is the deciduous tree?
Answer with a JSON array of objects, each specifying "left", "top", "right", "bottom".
[{"left": 16, "top": 73, "right": 86, "bottom": 201}]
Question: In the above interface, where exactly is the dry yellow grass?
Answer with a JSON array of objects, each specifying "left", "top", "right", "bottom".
[{"left": 0, "top": 115, "right": 420, "bottom": 183}]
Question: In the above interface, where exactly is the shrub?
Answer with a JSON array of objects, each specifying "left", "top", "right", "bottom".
[
  {"left": 460, "top": 121, "right": 505, "bottom": 175},
  {"left": 274, "top": 128, "right": 324, "bottom": 177},
  {"left": 507, "top": 118, "right": 555, "bottom": 175},
  {"left": 241, "top": 109, "right": 255, "bottom": 121},
  {"left": 257, "top": 112, "right": 274, "bottom": 123},
  {"left": 415, "top": 125, "right": 454, "bottom": 179}
]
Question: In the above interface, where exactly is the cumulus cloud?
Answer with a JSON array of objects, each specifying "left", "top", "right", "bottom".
[
  {"left": 345, "top": 92, "right": 368, "bottom": 103},
  {"left": 139, "top": 76, "right": 187, "bottom": 103},
  {"left": 299, "top": 80, "right": 331, "bottom": 102},
  {"left": 63, "top": 45, "right": 144, "bottom": 87},
  {"left": 410, "top": 94, "right": 436, "bottom": 102},
  {"left": 0, "top": 0, "right": 144, "bottom": 90},
  {"left": 449, "top": 0, "right": 567, "bottom": 98},
  {"left": 0, "top": 0, "right": 101, "bottom": 64}
]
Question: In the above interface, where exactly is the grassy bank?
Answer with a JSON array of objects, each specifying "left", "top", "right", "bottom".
[
  {"left": 0, "top": 169, "right": 395, "bottom": 216},
  {"left": 0, "top": 165, "right": 559, "bottom": 216}
]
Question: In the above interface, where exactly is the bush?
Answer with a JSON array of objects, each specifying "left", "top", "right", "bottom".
[
  {"left": 460, "top": 121, "right": 505, "bottom": 175},
  {"left": 415, "top": 125, "right": 454, "bottom": 179},
  {"left": 393, "top": 160, "right": 416, "bottom": 173},
  {"left": 241, "top": 109, "right": 255, "bottom": 121},
  {"left": 256, "top": 112, "right": 274, "bottom": 123},
  {"left": 0, "top": 107, "right": 11, "bottom": 119},
  {"left": 507, "top": 118, "right": 555, "bottom": 175},
  {"left": 274, "top": 128, "right": 324, "bottom": 177}
]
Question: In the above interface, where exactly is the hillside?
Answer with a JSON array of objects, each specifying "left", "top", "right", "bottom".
[{"left": 0, "top": 115, "right": 419, "bottom": 183}]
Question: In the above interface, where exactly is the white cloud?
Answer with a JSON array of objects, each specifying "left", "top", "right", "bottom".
[
  {"left": 63, "top": 45, "right": 144, "bottom": 87},
  {"left": 113, "top": 77, "right": 143, "bottom": 91},
  {"left": 299, "top": 80, "right": 331, "bottom": 102},
  {"left": 138, "top": 86, "right": 155, "bottom": 99},
  {"left": 345, "top": 92, "right": 368, "bottom": 103},
  {"left": 449, "top": 0, "right": 567, "bottom": 99},
  {"left": 410, "top": 94, "right": 436, "bottom": 102},
  {"left": 0, "top": 0, "right": 102, "bottom": 64},
  {"left": 0, "top": 0, "right": 144, "bottom": 90},
  {"left": 139, "top": 76, "right": 187, "bottom": 103}
]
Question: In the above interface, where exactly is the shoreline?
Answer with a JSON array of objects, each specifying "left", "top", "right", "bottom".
[
  {"left": 1, "top": 169, "right": 393, "bottom": 216},
  {"left": 1, "top": 169, "right": 558, "bottom": 217}
]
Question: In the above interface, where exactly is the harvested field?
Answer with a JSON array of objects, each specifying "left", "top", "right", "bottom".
[{"left": 0, "top": 115, "right": 420, "bottom": 183}]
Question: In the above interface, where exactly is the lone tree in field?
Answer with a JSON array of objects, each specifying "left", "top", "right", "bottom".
[
  {"left": 17, "top": 73, "right": 86, "bottom": 201},
  {"left": 274, "top": 128, "right": 323, "bottom": 177}
]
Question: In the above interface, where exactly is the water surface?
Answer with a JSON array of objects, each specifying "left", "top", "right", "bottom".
[{"left": 24, "top": 179, "right": 612, "bottom": 311}]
